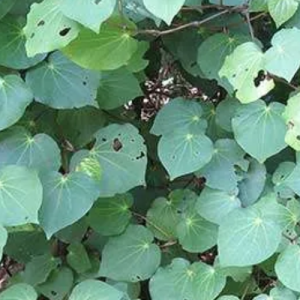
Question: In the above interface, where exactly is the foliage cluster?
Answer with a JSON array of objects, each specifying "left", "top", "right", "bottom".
[{"left": 0, "top": 0, "right": 300, "bottom": 299}]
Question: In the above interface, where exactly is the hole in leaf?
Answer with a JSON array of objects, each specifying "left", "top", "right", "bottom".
[
  {"left": 102, "top": 138, "right": 107, "bottom": 142},
  {"left": 30, "top": 33, "right": 35, "bottom": 38},
  {"left": 83, "top": 81, "right": 87, "bottom": 85},
  {"left": 59, "top": 28, "right": 71, "bottom": 36},
  {"left": 136, "top": 152, "right": 145, "bottom": 160},
  {"left": 190, "top": 62, "right": 197, "bottom": 67},
  {"left": 254, "top": 70, "right": 266, "bottom": 87},
  {"left": 297, "top": 135, "right": 300, "bottom": 141},
  {"left": 51, "top": 291, "right": 57, "bottom": 296},
  {"left": 232, "top": 74, "right": 236, "bottom": 78},
  {"left": 94, "top": 0, "right": 102, "bottom": 3},
  {"left": 113, "top": 138, "right": 123, "bottom": 152},
  {"left": 37, "top": 20, "right": 45, "bottom": 26}
]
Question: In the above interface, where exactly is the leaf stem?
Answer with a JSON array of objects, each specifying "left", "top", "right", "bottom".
[{"left": 136, "top": 5, "right": 247, "bottom": 37}]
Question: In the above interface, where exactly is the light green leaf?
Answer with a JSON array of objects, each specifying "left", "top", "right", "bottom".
[
  {"left": 62, "top": 17, "right": 137, "bottom": 71},
  {"left": 198, "top": 33, "right": 248, "bottom": 88},
  {"left": 151, "top": 98, "right": 207, "bottom": 136},
  {"left": 0, "top": 127, "right": 61, "bottom": 173},
  {"left": 87, "top": 193, "right": 133, "bottom": 236},
  {"left": 75, "top": 156, "right": 102, "bottom": 182},
  {"left": 268, "top": 0, "right": 299, "bottom": 27},
  {"left": 69, "top": 280, "right": 124, "bottom": 300},
  {"left": 177, "top": 199, "right": 218, "bottom": 253},
  {"left": 210, "top": 0, "right": 246, "bottom": 4},
  {"left": 67, "top": 243, "right": 91, "bottom": 274},
  {"left": 97, "top": 67, "right": 142, "bottom": 110},
  {"left": 283, "top": 92, "right": 300, "bottom": 151},
  {"left": 250, "top": 0, "right": 268, "bottom": 12},
  {"left": 219, "top": 42, "right": 274, "bottom": 103},
  {"left": 0, "top": 165, "right": 43, "bottom": 226},
  {"left": 0, "top": 225, "right": 7, "bottom": 260},
  {"left": 232, "top": 100, "right": 287, "bottom": 163},
  {"left": 238, "top": 158, "right": 267, "bottom": 207},
  {"left": 0, "top": 75, "right": 33, "bottom": 131},
  {"left": 38, "top": 171, "right": 100, "bottom": 238},
  {"left": 24, "top": 0, "right": 79, "bottom": 57},
  {"left": 60, "top": 0, "right": 117, "bottom": 33},
  {"left": 197, "top": 139, "right": 245, "bottom": 192},
  {"left": 24, "top": 254, "right": 60, "bottom": 286},
  {"left": 272, "top": 162, "right": 295, "bottom": 198},
  {"left": 0, "top": 16, "right": 45, "bottom": 69},
  {"left": 0, "top": 0, "right": 17, "bottom": 20},
  {"left": 197, "top": 187, "right": 241, "bottom": 225},
  {"left": 71, "top": 123, "right": 147, "bottom": 197},
  {"left": 267, "top": 286, "right": 298, "bottom": 300},
  {"left": 149, "top": 258, "right": 226, "bottom": 300},
  {"left": 275, "top": 244, "right": 300, "bottom": 292},
  {"left": 26, "top": 51, "right": 100, "bottom": 109},
  {"left": 100, "top": 225, "right": 161, "bottom": 282},
  {"left": 217, "top": 297, "right": 240, "bottom": 300},
  {"left": 0, "top": 283, "right": 37, "bottom": 300},
  {"left": 218, "top": 205, "right": 282, "bottom": 267},
  {"left": 264, "top": 28, "right": 300, "bottom": 82},
  {"left": 158, "top": 130, "right": 213, "bottom": 180},
  {"left": 37, "top": 267, "right": 74, "bottom": 300},
  {"left": 143, "top": 0, "right": 185, "bottom": 25}
]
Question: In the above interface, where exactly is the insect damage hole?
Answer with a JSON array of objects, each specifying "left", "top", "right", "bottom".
[
  {"left": 37, "top": 20, "right": 45, "bottom": 26},
  {"left": 59, "top": 27, "right": 71, "bottom": 37},
  {"left": 254, "top": 70, "right": 268, "bottom": 87},
  {"left": 94, "top": 0, "right": 102, "bottom": 3},
  {"left": 113, "top": 138, "right": 123, "bottom": 152}
]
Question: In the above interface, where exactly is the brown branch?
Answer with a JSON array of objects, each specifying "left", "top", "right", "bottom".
[{"left": 135, "top": 5, "right": 247, "bottom": 37}]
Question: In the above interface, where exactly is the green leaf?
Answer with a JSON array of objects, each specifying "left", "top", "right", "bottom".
[
  {"left": 146, "top": 196, "right": 182, "bottom": 241},
  {"left": 272, "top": 162, "right": 295, "bottom": 198},
  {"left": 268, "top": 286, "right": 298, "bottom": 300},
  {"left": 0, "top": 283, "right": 37, "bottom": 300},
  {"left": 57, "top": 106, "right": 106, "bottom": 148},
  {"left": 60, "top": 0, "right": 117, "bottom": 33},
  {"left": 197, "top": 139, "right": 245, "bottom": 192},
  {"left": 0, "top": 127, "right": 61, "bottom": 173},
  {"left": 38, "top": 171, "right": 100, "bottom": 238},
  {"left": 62, "top": 17, "right": 138, "bottom": 71},
  {"left": 149, "top": 258, "right": 226, "bottom": 300},
  {"left": 4, "top": 228, "right": 49, "bottom": 263},
  {"left": 177, "top": 199, "right": 218, "bottom": 253},
  {"left": 0, "top": 16, "right": 45, "bottom": 69},
  {"left": 198, "top": 33, "right": 248, "bottom": 88},
  {"left": 71, "top": 123, "right": 147, "bottom": 197},
  {"left": 158, "top": 129, "right": 213, "bottom": 180},
  {"left": 75, "top": 156, "right": 102, "bottom": 182},
  {"left": 23, "top": 254, "right": 60, "bottom": 286},
  {"left": 97, "top": 67, "right": 142, "bottom": 110},
  {"left": 0, "top": 75, "right": 33, "bottom": 131},
  {"left": 218, "top": 204, "right": 282, "bottom": 267},
  {"left": 126, "top": 41, "right": 149, "bottom": 73},
  {"left": 0, "top": 225, "right": 7, "bottom": 260},
  {"left": 283, "top": 92, "right": 300, "bottom": 151},
  {"left": 25, "top": 51, "right": 100, "bottom": 109},
  {"left": 55, "top": 218, "right": 88, "bottom": 243},
  {"left": 100, "top": 225, "right": 161, "bottom": 282},
  {"left": 217, "top": 297, "right": 240, "bottom": 300},
  {"left": 196, "top": 187, "right": 241, "bottom": 225},
  {"left": 285, "top": 164, "right": 300, "bottom": 196},
  {"left": 24, "top": 0, "right": 80, "bottom": 57},
  {"left": 232, "top": 100, "right": 287, "bottom": 163},
  {"left": 69, "top": 280, "right": 124, "bottom": 300},
  {"left": 67, "top": 243, "right": 92, "bottom": 274},
  {"left": 216, "top": 96, "right": 242, "bottom": 132},
  {"left": 268, "top": 0, "right": 299, "bottom": 27},
  {"left": 219, "top": 42, "right": 274, "bottom": 103},
  {"left": 0, "top": 165, "right": 43, "bottom": 226},
  {"left": 0, "top": 0, "right": 17, "bottom": 20},
  {"left": 250, "top": 0, "right": 268, "bottom": 12},
  {"left": 87, "top": 193, "right": 133, "bottom": 236},
  {"left": 143, "top": 0, "right": 185, "bottom": 25},
  {"left": 264, "top": 28, "right": 300, "bottom": 82},
  {"left": 238, "top": 158, "right": 266, "bottom": 207},
  {"left": 275, "top": 244, "right": 300, "bottom": 292},
  {"left": 37, "top": 267, "right": 74, "bottom": 300},
  {"left": 151, "top": 98, "right": 207, "bottom": 136}
]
